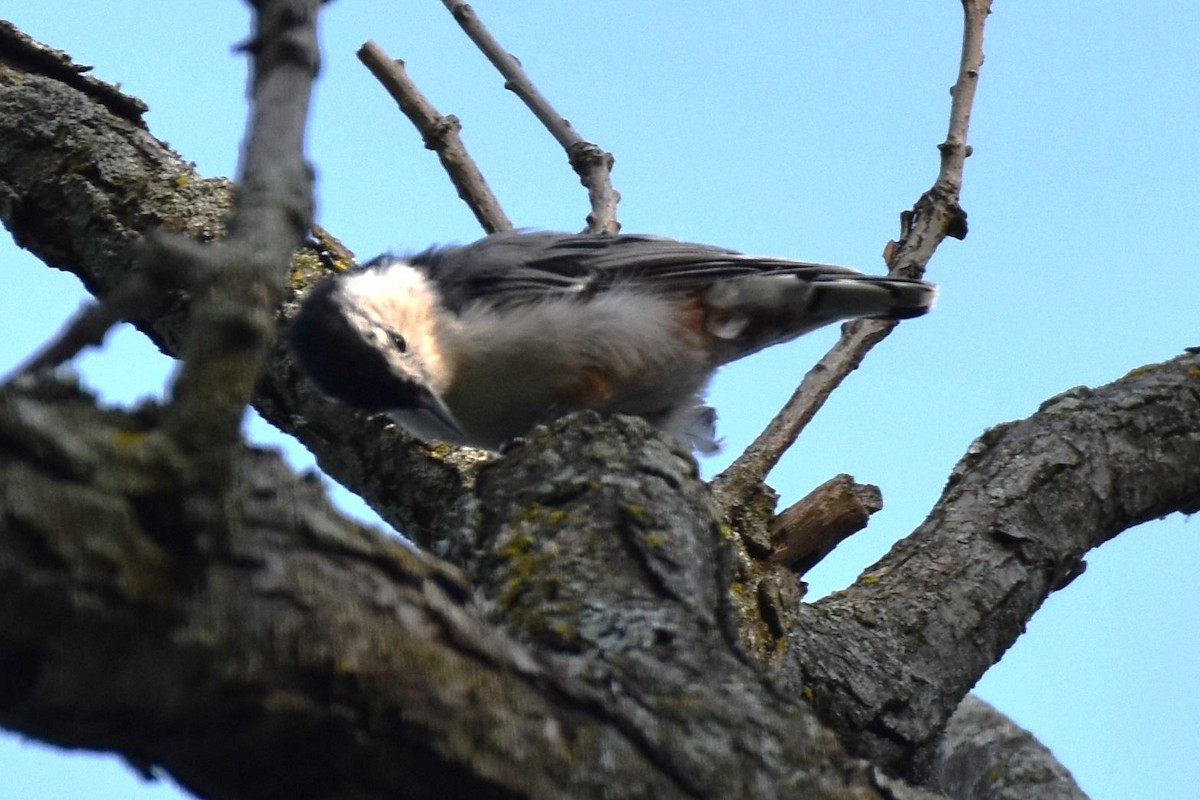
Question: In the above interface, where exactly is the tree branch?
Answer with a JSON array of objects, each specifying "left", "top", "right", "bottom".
[
  {"left": 931, "top": 695, "right": 1087, "bottom": 799},
  {"left": 10, "top": 268, "right": 186, "bottom": 377},
  {"left": 0, "top": 13, "right": 1141, "bottom": 799},
  {"left": 439, "top": 0, "right": 620, "bottom": 233},
  {"left": 0, "top": 21, "right": 473, "bottom": 548},
  {"left": 357, "top": 39, "right": 513, "bottom": 234},
  {"left": 782, "top": 351, "right": 1200, "bottom": 778},
  {"left": 769, "top": 474, "right": 882, "bottom": 574},
  {"left": 0, "top": 377, "right": 645, "bottom": 799},
  {"left": 159, "top": 0, "right": 320, "bottom": 476},
  {"left": 0, "top": 376, "right": 925, "bottom": 800},
  {"left": 710, "top": 0, "right": 993, "bottom": 511}
]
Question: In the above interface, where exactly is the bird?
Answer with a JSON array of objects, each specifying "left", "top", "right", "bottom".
[{"left": 289, "top": 231, "right": 936, "bottom": 454}]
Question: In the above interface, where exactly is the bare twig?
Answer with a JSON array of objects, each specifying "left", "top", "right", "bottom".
[
  {"left": 4, "top": 1, "right": 322, "bottom": 527},
  {"left": 937, "top": 0, "right": 989, "bottom": 195},
  {"left": 769, "top": 474, "right": 882, "bottom": 574},
  {"left": 439, "top": 0, "right": 620, "bottom": 233},
  {"left": 9, "top": 273, "right": 168, "bottom": 378},
  {"left": 8, "top": 225, "right": 223, "bottom": 379},
  {"left": 160, "top": 0, "right": 320, "bottom": 468},
  {"left": 358, "top": 40, "right": 512, "bottom": 234},
  {"left": 710, "top": 0, "right": 993, "bottom": 511}
]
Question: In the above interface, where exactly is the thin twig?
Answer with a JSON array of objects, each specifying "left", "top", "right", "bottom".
[
  {"left": 358, "top": 40, "right": 512, "bottom": 234},
  {"left": 439, "top": 0, "right": 620, "bottom": 233},
  {"left": 8, "top": 231, "right": 217, "bottom": 379},
  {"left": 710, "top": 0, "right": 993, "bottom": 511},
  {"left": 10, "top": 275, "right": 161, "bottom": 377},
  {"left": 938, "top": 0, "right": 989, "bottom": 193}
]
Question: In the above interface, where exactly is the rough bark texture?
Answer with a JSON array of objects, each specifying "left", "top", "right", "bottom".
[
  {"left": 931, "top": 696, "right": 1089, "bottom": 800},
  {"left": 769, "top": 474, "right": 883, "bottom": 573},
  {"left": 0, "top": 378, "right": 926, "bottom": 799},
  {"left": 784, "top": 361, "right": 1200, "bottom": 778},
  {"left": 5, "top": 15, "right": 1195, "bottom": 800}
]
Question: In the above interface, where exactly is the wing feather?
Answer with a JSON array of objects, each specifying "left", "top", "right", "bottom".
[{"left": 409, "top": 231, "right": 864, "bottom": 311}]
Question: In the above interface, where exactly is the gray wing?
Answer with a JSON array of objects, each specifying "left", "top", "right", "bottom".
[{"left": 407, "top": 231, "right": 864, "bottom": 311}]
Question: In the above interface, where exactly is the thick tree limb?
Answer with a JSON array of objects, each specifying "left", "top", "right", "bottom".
[
  {"left": 931, "top": 696, "right": 1087, "bottom": 800},
  {"left": 0, "top": 376, "right": 928, "bottom": 800},
  {"left": 0, "top": 20, "right": 147, "bottom": 119},
  {"left": 0, "top": 378, "right": 643, "bottom": 799},
  {"left": 783, "top": 352, "right": 1200, "bottom": 778}
]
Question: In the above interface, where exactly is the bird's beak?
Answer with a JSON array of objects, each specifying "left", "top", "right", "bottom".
[{"left": 417, "top": 386, "right": 466, "bottom": 438}]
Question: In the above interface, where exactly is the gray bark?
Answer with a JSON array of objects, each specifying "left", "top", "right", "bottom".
[
  {"left": 784, "top": 367, "right": 1200, "bottom": 777},
  {"left": 0, "top": 376, "right": 927, "bottom": 799},
  {"left": 931, "top": 696, "right": 1089, "bottom": 800}
]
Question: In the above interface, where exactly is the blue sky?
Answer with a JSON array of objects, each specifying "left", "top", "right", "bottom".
[{"left": 1, "top": 2, "right": 1197, "bottom": 798}]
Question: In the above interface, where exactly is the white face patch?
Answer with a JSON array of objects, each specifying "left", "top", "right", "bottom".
[{"left": 336, "top": 263, "right": 455, "bottom": 392}]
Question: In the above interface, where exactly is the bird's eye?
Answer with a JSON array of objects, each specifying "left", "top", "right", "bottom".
[{"left": 389, "top": 331, "right": 407, "bottom": 353}]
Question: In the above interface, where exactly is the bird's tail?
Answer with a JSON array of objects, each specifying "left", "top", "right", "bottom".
[
  {"left": 808, "top": 274, "right": 937, "bottom": 322},
  {"left": 705, "top": 271, "right": 937, "bottom": 363}
]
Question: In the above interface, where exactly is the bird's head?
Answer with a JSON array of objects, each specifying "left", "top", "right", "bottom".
[{"left": 289, "top": 259, "right": 463, "bottom": 437}]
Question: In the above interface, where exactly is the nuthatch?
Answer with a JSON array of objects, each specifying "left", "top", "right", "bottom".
[{"left": 290, "top": 231, "right": 936, "bottom": 453}]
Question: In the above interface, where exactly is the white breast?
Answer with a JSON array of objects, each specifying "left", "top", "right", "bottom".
[{"left": 437, "top": 290, "right": 714, "bottom": 448}]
